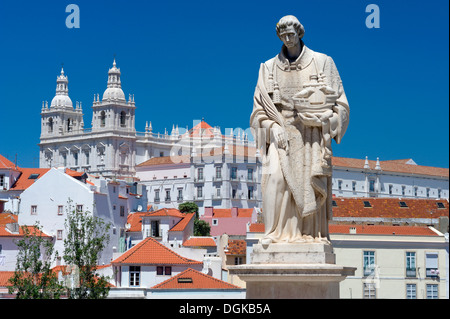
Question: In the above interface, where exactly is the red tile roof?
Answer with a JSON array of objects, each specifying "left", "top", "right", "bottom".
[
  {"left": 9, "top": 168, "right": 50, "bottom": 190},
  {"left": 248, "top": 223, "right": 265, "bottom": 233},
  {"left": 0, "top": 213, "right": 18, "bottom": 226},
  {"left": 332, "top": 198, "right": 449, "bottom": 219},
  {"left": 111, "top": 237, "right": 202, "bottom": 265},
  {"left": 0, "top": 154, "right": 16, "bottom": 170},
  {"left": 0, "top": 271, "right": 15, "bottom": 287},
  {"left": 188, "top": 120, "right": 215, "bottom": 138},
  {"left": 247, "top": 222, "right": 440, "bottom": 236},
  {"left": 126, "top": 212, "right": 147, "bottom": 232},
  {"left": 225, "top": 239, "right": 246, "bottom": 255},
  {"left": 136, "top": 155, "right": 190, "bottom": 167},
  {"left": 332, "top": 157, "right": 449, "bottom": 178},
  {"left": 170, "top": 212, "right": 195, "bottom": 232},
  {"left": 183, "top": 237, "right": 216, "bottom": 247},
  {"left": 0, "top": 225, "right": 52, "bottom": 238},
  {"left": 145, "top": 208, "right": 185, "bottom": 219},
  {"left": 210, "top": 208, "right": 254, "bottom": 218},
  {"left": 64, "top": 169, "right": 85, "bottom": 178},
  {"left": 329, "top": 224, "right": 440, "bottom": 236},
  {"left": 152, "top": 268, "right": 241, "bottom": 289}
]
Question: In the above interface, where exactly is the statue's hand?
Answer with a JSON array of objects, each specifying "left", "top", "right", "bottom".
[
  {"left": 299, "top": 112, "right": 322, "bottom": 127},
  {"left": 271, "top": 124, "right": 288, "bottom": 149},
  {"left": 319, "top": 110, "right": 334, "bottom": 122}
]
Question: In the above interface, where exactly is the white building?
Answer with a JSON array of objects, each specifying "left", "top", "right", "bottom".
[
  {"left": 136, "top": 143, "right": 261, "bottom": 216},
  {"left": 332, "top": 156, "right": 449, "bottom": 200},
  {"left": 38, "top": 61, "right": 254, "bottom": 180},
  {"left": 17, "top": 167, "right": 147, "bottom": 267},
  {"left": 245, "top": 222, "right": 448, "bottom": 299},
  {"left": 109, "top": 237, "right": 244, "bottom": 299},
  {"left": 330, "top": 224, "right": 448, "bottom": 299}
]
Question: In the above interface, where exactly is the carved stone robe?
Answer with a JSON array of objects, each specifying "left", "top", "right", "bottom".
[{"left": 250, "top": 44, "right": 349, "bottom": 243}]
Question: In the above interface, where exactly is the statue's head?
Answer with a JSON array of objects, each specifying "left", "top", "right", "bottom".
[{"left": 276, "top": 15, "right": 305, "bottom": 48}]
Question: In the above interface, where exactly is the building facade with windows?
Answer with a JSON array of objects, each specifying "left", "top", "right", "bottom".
[
  {"left": 135, "top": 145, "right": 261, "bottom": 216},
  {"left": 330, "top": 224, "right": 448, "bottom": 299},
  {"left": 16, "top": 167, "right": 147, "bottom": 267},
  {"left": 332, "top": 157, "right": 449, "bottom": 200},
  {"left": 245, "top": 222, "right": 448, "bottom": 299}
]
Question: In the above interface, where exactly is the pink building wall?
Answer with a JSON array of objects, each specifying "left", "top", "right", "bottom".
[{"left": 201, "top": 207, "right": 257, "bottom": 237}]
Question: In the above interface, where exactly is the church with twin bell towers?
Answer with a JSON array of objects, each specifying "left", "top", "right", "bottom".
[{"left": 39, "top": 59, "right": 137, "bottom": 178}]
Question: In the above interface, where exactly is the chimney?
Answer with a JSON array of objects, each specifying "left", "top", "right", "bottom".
[
  {"left": 204, "top": 207, "right": 213, "bottom": 218},
  {"left": 349, "top": 227, "right": 357, "bottom": 234},
  {"left": 231, "top": 207, "right": 238, "bottom": 218}
]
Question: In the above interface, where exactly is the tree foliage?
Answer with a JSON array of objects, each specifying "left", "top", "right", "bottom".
[
  {"left": 8, "top": 223, "right": 64, "bottom": 299},
  {"left": 178, "top": 202, "right": 210, "bottom": 236},
  {"left": 63, "top": 201, "right": 112, "bottom": 299}
]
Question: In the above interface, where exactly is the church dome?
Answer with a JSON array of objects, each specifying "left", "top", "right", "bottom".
[
  {"left": 102, "top": 87, "right": 126, "bottom": 101},
  {"left": 51, "top": 94, "right": 73, "bottom": 108}
]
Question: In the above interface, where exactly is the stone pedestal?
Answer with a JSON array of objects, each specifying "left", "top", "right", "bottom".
[{"left": 229, "top": 243, "right": 355, "bottom": 299}]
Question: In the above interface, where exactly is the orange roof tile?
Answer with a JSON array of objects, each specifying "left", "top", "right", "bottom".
[
  {"left": 0, "top": 213, "right": 18, "bottom": 226},
  {"left": 332, "top": 198, "right": 449, "bottom": 219},
  {"left": 136, "top": 155, "right": 190, "bottom": 167},
  {"left": 210, "top": 208, "right": 254, "bottom": 218},
  {"left": 64, "top": 169, "right": 85, "bottom": 177},
  {"left": 9, "top": 168, "right": 50, "bottom": 190},
  {"left": 0, "top": 225, "right": 52, "bottom": 238},
  {"left": 329, "top": 224, "right": 440, "bottom": 236},
  {"left": 152, "top": 268, "right": 241, "bottom": 289},
  {"left": 0, "top": 154, "right": 16, "bottom": 170},
  {"left": 183, "top": 237, "right": 216, "bottom": 247},
  {"left": 145, "top": 208, "right": 185, "bottom": 219},
  {"left": 188, "top": 120, "right": 215, "bottom": 138},
  {"left": 238, "top": 208, "right": 253, "bottom": 217},
  {"left": 248, "top": 223, "right": 265, "bottom": 233},
  {"left": 111, "top": 237, "right": 202, "bottom": 265},
  {"left": 170, "top": 212, "right": 195, "bottom": 232},
  {"left": 225, "top": 239, "right": 246, "bottom": 255},
  {"left": 0, "top": 271, "right": 15, "bottom": 287},
  {"left": 126, "top": 212, "right": 147, "bottom": 232},
  {"left": 332, "top": 157, "right": 449, "bottom": 178}
]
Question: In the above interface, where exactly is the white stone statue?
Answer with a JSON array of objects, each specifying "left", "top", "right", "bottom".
[{"left": 251, "top": 15, "right": 349, "bottom": 244}]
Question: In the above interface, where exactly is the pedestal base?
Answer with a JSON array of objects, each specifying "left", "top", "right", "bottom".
[
  {"left": 229, "top": 263, "right": 355, "bottom": 299},
  {"left": 228, "top": 243, "right": 356, "bottom": 299}
]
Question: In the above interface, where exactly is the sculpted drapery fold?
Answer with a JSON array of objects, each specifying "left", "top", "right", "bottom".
[{"left": 250, "top": 44, "right": 349, "bottom": 243}]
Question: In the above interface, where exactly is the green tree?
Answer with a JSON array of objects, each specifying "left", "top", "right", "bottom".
[
  {"left": 178, "top": 202, "right": 210, "bottom": 236},
  {"left": 8, "top": 223, "right": 64, "bottom": 299},
  {"left": 63, "top": 202, "right": 111, "bottom": 299}
]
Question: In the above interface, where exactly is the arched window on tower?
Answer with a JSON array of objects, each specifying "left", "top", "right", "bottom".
[
  {"left": 120, "top": 111, "right": 126, "bottom": 127},
  {"left": 67, "top": 119, "right": 72, "bottom": 132},
  {"left": 48, "top": 118, "right": 53, "bottom": 133},
  {"left": 100, "top": 111, "right": 106, "bottom": 127}
]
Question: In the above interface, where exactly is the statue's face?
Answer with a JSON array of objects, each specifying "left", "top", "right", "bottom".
[{"left": 279, "top": 26, "right": 299, "bottom": 48}]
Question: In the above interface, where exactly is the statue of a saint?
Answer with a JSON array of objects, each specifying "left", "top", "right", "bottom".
[{"left": 251, "top": 15, "right": 349, "bottom": 244}]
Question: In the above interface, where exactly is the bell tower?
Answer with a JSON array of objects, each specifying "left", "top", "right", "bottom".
[
  {"left": 39, "top": 67, "right": 84, "bottom": 168},
  {"left": 90, "top": 59, "right": 137, "bottom": 177},
  {"left": 92, "top": 59, "right": 135, "bottom": 133}
]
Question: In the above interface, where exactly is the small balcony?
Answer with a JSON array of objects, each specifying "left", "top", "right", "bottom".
[
  {"left": 426, "top": 268, "right": 440, "bottom": 278},
  {"left": 406, "top": 267, "right": 416, "bottom": 278}
]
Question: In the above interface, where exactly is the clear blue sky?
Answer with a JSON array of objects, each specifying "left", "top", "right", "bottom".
[{"left": 0, "top": 0, "right": 448, "bottom": 168}]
